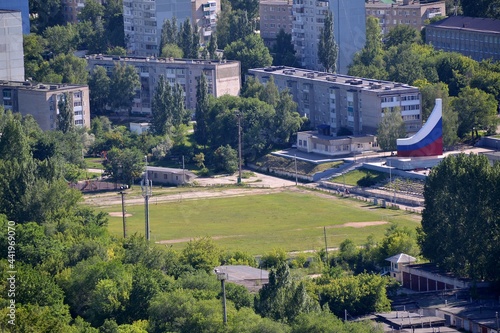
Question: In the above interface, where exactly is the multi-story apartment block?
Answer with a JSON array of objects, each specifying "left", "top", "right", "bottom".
[
  {"left": 61, "top": 0, "right": 103, "bottom": 24},
  {"left": 86, "top": 54, "right": 240, "bottom": 114},
  {"left": 292, "top": 0, "right": 366, "bottom": 74},
  {"left": 426, "top": 16, "right": 500, "bottom": 62},
  {"left": 259, "top": 0, "right": 293, "bottom": 47},
  {"left": 366, "top": 0, "right": 446, "bottom": 35},
  {"left": 0, "top": 0, "right": 29, "bottom": 34},
  {"left": 248, "top": 66, "right": 421, "bottom": 136},
  {"left": 0, "top": 81, "right": 90, "bottom": 131},
  {"left": 123, "top": 0, "right": 220, "bottom": 57},
  {"left": 0, "top": 10, "right": 25, "bottom": 81}
]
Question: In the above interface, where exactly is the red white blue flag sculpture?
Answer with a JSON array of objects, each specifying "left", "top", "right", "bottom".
[{"left": 397, "top": 99, "right": 443, "bottom": 157}]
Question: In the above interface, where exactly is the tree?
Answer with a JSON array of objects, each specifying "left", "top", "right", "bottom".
[
  {"left": 151, "top": 75, "right": 172, "bottom": 136},
  {"left": 179, "top": 19, "right": 198, "bottom": 59},
  {"left": 318, "top": 11, "right": 338, "bottom": 73},
  {"left": 272, "top": 30, "right": 297, "bottom": 67},
  {"left": 385, "top": 44, "right": 424, "bottom": 85},
  {"left": 49, "top": 54, "right": 89, "bottom": 84},
  {"left": 212, "top": 144, "right": 238, "bottom": 173},
  {"left": 43, "top": 24, "right": 79, "bottom": 56},
  {"left": 109, "top": 63, "right": 140, "bottom": 112},
  {"left": 419, "top": 153, "right": 500, "bottom": 281},
  {"left": 207, "top": 33, "right": 218, "bottom": 60},
  {"left": 171, "top": 83, "right": 189, "bottom": 127},
  {"left": 159, "top": 17, "right": 178, "bottom": 52},
  {"left": 376, "top": 107, "right": 407, "bottom": 151},
  {"left": 229, "top": 0, "right": 259, "bottom": 20},
  {"left": 57, "top": 92, "right": 74, "bottom": 133},
  {"left": 452, "top": 87, "right": 498, "bottom": 139},
  {"left": 224, "top": 34, "right": 273, "bottom": 77},
  {"left": 78, "top": 0, "right": 105, "bottom": 22},
  {"left": 384, "top": 25, "right": 421, "bottom": 49},
  {"left": 89, "top": 66, "right": 111, "bottom": 114},
  {"left": 194, "top": 73, "right": 210, "bottom": 146},
  {"left": 161, "top": 43, "right": 183, "bottom": 58},
  {"left": 180, "top": 237, "right": 221, "bottom": 272},
  {"left": 29, "top": 0, "right": 64, "bottom": 33},
  {"left": 461, "top": 0, "right": 500, "bottom": 19},
  {"left": 105, "top": 147, "right": 145, "bottom": 186}
]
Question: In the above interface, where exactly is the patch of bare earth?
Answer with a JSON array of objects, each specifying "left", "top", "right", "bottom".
[
  {"left": 109, "top": 212, "right": 133, "bottom": 217},
  {"left": 324, "top": 221, "right": 388, "bottom": 228},
  {"left": 156, "top": 234, "right": 244, "bottom": 245}
]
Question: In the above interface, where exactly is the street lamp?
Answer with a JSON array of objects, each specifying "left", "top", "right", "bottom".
[
  {"left": 141, "top": 156, "right": 152, "bottom": 241},
  {"left": 215, "top": 270, "right": 228, "bottom": 325}
]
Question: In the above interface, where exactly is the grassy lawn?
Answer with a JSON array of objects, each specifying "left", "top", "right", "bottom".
[
  {"left": 329, "top": 169, "right": 389, "bottom": 187},
  {"left": 85, "top": 157, "right": 105, "bottom": 170},
  {"left": 254, "top": 155, "right": 343, "bottom": 176},
  {"left": 99, "top": 190, "right": 420, "bottom": 255}
]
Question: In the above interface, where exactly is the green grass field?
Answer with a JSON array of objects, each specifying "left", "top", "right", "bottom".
[
  {"left": 85, "top": 157, "right": 105, "bottom": 170},
  {"left": 99, "top": 190, "right": 420, "bottom": 255},
  {"left": 330, "top": 169, "right": 389, "bottom": 187}
]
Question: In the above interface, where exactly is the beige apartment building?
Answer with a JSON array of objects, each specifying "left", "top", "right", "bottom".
[
  {"left": 259, "top": 0, "right": 293, "bottom": 47},
  {"left": 248, "top": 66, "right": 421, "bottom": 136},
  {"left": 0, "top": 81, "right": 90, "bottom": 131},
  {"left": 366, "top": 0, "right": 446, "bottom": 34},
  {"left": 123, "top": 0, "right": 220, "bottom": 56},
  {"left": 86, "top": 54, "right": 241, "bottom": 114}
]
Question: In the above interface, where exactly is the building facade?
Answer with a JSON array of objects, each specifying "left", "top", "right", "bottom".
[
  {"left": 248, "top": 66, "right": 422, "bottom": 136},
  {"left": 0, "top": 0, "right": 29, "bottom": 34},
  {"left": 366, "top": 0, "right": 446, "bottom": 35},
  {"left": 0, "top": 81, "right": 90, "bottom": 131},
  {"left": 123, "top": 0, "right": 220, "bottom": 56},
  {"left": 86, "top": 54, "right": 241, "bottom": 114},
  {"left": 426, "top": 16, "right": 500, "bottom": 62},
  {"left": 291, "top": 0, "right": 365, "bottom": 74},
  {"left": 0, "top": 10, "right": 25, "bottom": 81},
  {"left": 259, "top": 0, "right": 293, "bottom": 47}
]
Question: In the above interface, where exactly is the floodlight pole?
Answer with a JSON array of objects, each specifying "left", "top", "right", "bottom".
[
  {"left": 118, "top": 188, "right": 127, "bottom": 238},
  {"left": 216, "top": 272, "right": 228, "bottom": 325},
  {"left": 294, "top": 154, "right": 298, "bottom": 186},
  {"left": 237, "top": 111, "right": 242, "bottom": 184},
  {"left": 141, "top": 156, "right": 152, "bottom": 241}
]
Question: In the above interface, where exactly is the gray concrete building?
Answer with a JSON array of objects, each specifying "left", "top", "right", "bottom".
[
  {"left": 259, "top": 0, "right": 293, "bottom": 47},
  {"left": 291, "top": 0, "right": 365, "bottom": 74},
  {"left": 86, "top": 54, "right": 241, "bottom": 114},
  {"left": 366, "top": 0, "right": 446, "bottom": 35},
  {"left": 426, "top": 16, "right": 500, "bottom": 62},
  {"left": 248, "top": 66, "right": 421, "bottom": 136},
  {"left": 123, "top": 0, "right": 220, "bottom": 56},
  {"left": 0, "top": 81, "right": 90, "bottom": 131},
  {"left": 0, "top": 10, "right": 25, "bottom": 81},
  {"left": 0, "top": 0, "right": 29, "bottom": 34}
]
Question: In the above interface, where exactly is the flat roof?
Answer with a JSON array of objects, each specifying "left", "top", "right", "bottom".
[
  {"left": 0, "top": 80, "right": 87, "bottom": 91},
  {"left": 86, "top": 54, "right": 239, "bottom": 66},
  {"left": 429, "top": 16, "right": 500, "bottom": 34},
  {"left": 249, "top": 66, "right": 418, "bottom": 93}
]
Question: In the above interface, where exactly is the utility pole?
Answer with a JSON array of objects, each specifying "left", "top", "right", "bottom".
[
  {"left": 237, "top": 111, "right": 242, "bottom": 184},
  {"left": 216, "top": 270, "right": 228, "bottom": 325},
  {"left": 182, "top": 155, "right": 185, "bottom": 185},
  {"left": 118, "top": 187, "right": 128, "bottom": 238},
  {"left": 141, "top": 156, "right": 152, "bottom": 241},
  {"left": 324, "top": 226, "right": 329, "bottom": 266},
  {"left": 294, "top": 154, "right": 298, "bottom": 186}
]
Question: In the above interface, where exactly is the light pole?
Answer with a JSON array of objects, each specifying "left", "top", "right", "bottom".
[
  {"left": 294, "top": 154, "right": 298, "bottom": 186},
  {"left": 216, "top": 270, "right": 228, "bottom": 325},
  {"left": 118, "top": 187, "right": 128, "bottom": 238},
  {"left": 237, "top": 111, "right": 242, "bottom": 184},
  {"left": 141, "top": 156, "right": 152, "bottom": 241}
]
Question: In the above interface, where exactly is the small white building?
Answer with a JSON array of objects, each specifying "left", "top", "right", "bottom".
[
  {"left": 297, "top": 131, "right": 379, "bottom": 156},
  {"left": 130, "top": 122, "right": 150, "bottom": 134},
  {"left": 146, "top": 166, "right": 196, "bottom": 186}
]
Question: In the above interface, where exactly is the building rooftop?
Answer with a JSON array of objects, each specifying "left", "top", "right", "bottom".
[
  {"left": 85, "top": 54, "right": 238, "bottom": 66},
  {"left": 0, "top": 80, "right": 87, "bottom": 91},
  {"left": 429, "top": 16, "right": 500, "bottom": 34},
  {"left": 386, "top": 253, "right": 418, "bottom": 264},
  {"left": 249, "top": 66, "right": 418, "bottom": 93}
]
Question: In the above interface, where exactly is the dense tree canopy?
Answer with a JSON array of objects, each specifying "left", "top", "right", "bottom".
[
  {"left": 376, "top": 108, "right": 407, "bottom": 151},
  {"left": 318, "top": 11, "right": 338, "bottom": 73},
  {"left": 419, "top": 154, "right": 500, "bottom": 282},
  {"left": 224, "top": 34, "right": 273, "bottom": 78}
]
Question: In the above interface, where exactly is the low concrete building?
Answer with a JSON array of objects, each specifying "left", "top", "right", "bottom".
[
  {"left": 130, "top": 122, "right": 151, "bottom": 134},
  {"left": 297, "top": 131, "right": 379, "bottom": 156},
  {"left": 146, "top": 166, "right": 196, "bottom": 186},
  {"left": 0, "top": 81, "right": 90, "bottom": 131}
]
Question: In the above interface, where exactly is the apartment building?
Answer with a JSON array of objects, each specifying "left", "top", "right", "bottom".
[
  {"left": 248, "top": 66, "right": 421, "bottom": 136},
  {"left": 0, "top": 81, "right": 90, "bottom": 131},
  {"left": 0, "top": 10, "right": 25, "bottom": 81},
  {"left": 0, "top": 0, "right": 29, "bottom": 34},
  {"left": 86, "top": 54, "right": 241, "bottom": 114},
  {"left": 259, "top": 0, "right": 293, "bottom": 47},
  {"left": 366, "top": 0, "right": 446, "bottom": 35},
  {"left": 123, "top": 0, "right": 220, "bottom": 57},
  {"left": 291, "top": 0, "right": 365, "bottom": 74},
  {"left": 426, "top": 16, "right": 500, "bottom": 62}
]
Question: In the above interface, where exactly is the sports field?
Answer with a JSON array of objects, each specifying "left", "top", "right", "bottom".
[{"left": 100, "top": 189, "right": 421, "bottom": 255}]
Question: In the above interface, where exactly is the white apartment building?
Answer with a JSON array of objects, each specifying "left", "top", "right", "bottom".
[
  {"left": 0, "top": 10, "right": 25, "bottom": 81},
  {"left": 249, "top": 66, "right": 422, "bottom": 136},
  {"left": 291, "top": 0, "right": 366, "bottom": 74},
  {"left": 123, "top": 0, "right": 220, "bottom": 57},
  {"left": 0, "top": 81, "right": 90, "bottom": 131},
  {"left": 86, "top": 54, "right": 241, "bottom": 114}
]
